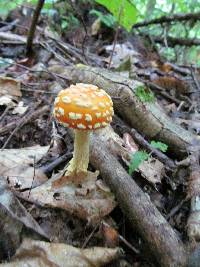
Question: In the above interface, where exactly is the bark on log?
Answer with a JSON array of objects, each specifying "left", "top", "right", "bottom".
[
  {"left": 132, "top": 11, "right": 200, "bottom": 28},
  {"left": 50, "top": 65, "right": 195, "bottom": 156},
  {"left": 86, "top": 127, "right": 187, "bottom": 267}
]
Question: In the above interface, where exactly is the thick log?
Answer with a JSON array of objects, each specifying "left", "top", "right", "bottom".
[
  {"left": 50, "top": 65, "right": 195, "bottom": 155},
  {"left": 86, "top": 127, "right": 187, "bottom": 267}
]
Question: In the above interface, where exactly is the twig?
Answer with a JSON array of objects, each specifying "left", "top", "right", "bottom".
[
  {"left": 28, "top": 156, "right": 36, "bottom": 198},
  {"left": 0, "top": 32, "right": 27, "bottom": 43},
  {"left": 0, "top": 19, "right": 20, "bottom": 32},
  {"left": 147, "top": 34, "right": 200, "bottom": 47},
  {"left": 81, "top": 223, "right": 100, "bottom": 249},
  {"left": 26, "top": 0, "right": 45, "bottom": 54},
  {"left": 0, "top": 105, "right": 50, "bottom": 136},
  {"left": 133, "top": 11, "right": 200, "bottom": 28},
  {"left": 130, "top": 128, "right": 176, "bottom": 170},
  {"left": 119, "top": 235, "right": 140, "bottom": 254},
  {"left": 41, "top": 152, "right": 72, "bottom": 175},
  {"left": 166, "top": 198, "right": 188, "bottom": 220}
]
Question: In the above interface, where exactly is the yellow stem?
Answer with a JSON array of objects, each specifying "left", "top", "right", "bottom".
[{"left": 66, "top": 130, "right": 90, "bottom": 175}]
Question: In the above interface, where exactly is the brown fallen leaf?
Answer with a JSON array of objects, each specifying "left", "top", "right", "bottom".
[
  {"left": 0, "top": 76, "right": 21, "bottom": 97},
  {"left": 0, "top": 180, "right": 49, "bottom": 241},
  {"left": 0, "top": 239, "right": 121, "bottom": 267},
  {"left": 0, "top": 145, "right": 49, "bottom": 190},
  {"left": 20, "top": 171, "right": 116, "bottom": 223}
]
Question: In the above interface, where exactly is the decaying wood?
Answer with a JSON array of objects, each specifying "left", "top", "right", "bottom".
[
  {"left": 84, "top": 127, "right": 187, "bottom": 267},
  {"left": 50, "top": 65, "right": 195, "bottom": 155},
  {"left": 187, "top": 143, "right": 200, "bottom": 241}
]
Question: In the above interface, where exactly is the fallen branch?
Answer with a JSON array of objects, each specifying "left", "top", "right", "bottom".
[
  {"left": 149, "top": 34, "right": 200, "bottom": 47},
  {"left": 87, "top": 126, "right": 187, "bottom": 267},
  {"left": 132, "top": 11, "right": 200, "bottom": 28},
  {"left": 50, "top": 65, "right": 195, "bottom": 155}
]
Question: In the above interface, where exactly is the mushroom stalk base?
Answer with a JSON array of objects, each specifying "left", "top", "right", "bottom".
[{"left": 65, "top": 130, "right": 90, "bottom": 176}]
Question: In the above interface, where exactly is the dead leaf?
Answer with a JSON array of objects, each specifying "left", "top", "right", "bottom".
[
  {"left": 123, "top": 133, "right": 138, "bottom": 153},
  {"left": 0, "top": 77, "right": 21, "bottom": 97},
  {"left": 139, "top": 157, "right": 165, "bottom": 185},
  {"left": 0, "top": 239, "right": 120, "bottom": 267},
  {"left": 12, "top": 101, "right": 28, "bottom": 115},
  {"left": 20, "top": 171, "right": 116, "bottom": 223},
  {"left": 0, "top": 145, "right": 49, "bottom": 190},
  {"left": 91, "top": 18, "right": 101, "bottom": 36},
  {"left": 0, "top": 180, "right": 49, "bottom": 240}
]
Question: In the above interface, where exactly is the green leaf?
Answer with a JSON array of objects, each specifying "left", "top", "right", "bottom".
[
  {"left": 61, "top": 20, "right": 68, "bottom": 30},
  {"left": 150, "top": 141, "right": 168, "bottom": 152},
  {"left": 129, "top": 151, "right": 149, "bottom": 175},
  {"left": 135, "top": 86, "right": 155, "bottom": 103},
  {"left": 95, "top": 0, "right": 138, "bottom": 31},
  {"left": 90, "top": 9, "right": 116, "bottom": 28}
]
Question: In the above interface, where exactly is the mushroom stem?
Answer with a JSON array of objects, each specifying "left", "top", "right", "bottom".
[{"left": 66, "top": 129, "right": 90, "bottom": 175}]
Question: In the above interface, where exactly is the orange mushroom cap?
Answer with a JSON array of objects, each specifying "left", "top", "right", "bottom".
[{"left": 53, "top": 83, "right": 114, "bottom": 130}]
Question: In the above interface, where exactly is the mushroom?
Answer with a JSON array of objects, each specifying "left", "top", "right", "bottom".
[{"left": 53, "top": 83, "right": 114, "bottom": 177}]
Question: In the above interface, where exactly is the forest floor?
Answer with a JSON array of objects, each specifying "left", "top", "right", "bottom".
[{"left": 0, "top": 2, "right": 200, "bottom": 267}]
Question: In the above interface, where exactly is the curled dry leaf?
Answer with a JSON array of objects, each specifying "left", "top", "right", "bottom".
[
  {"left": 20, "top": 171, "right": 116, "bottom": 223},
  {"left": 0, "top": 239, "right": 120, "bottom": 267},
  {"left": 0, "top": 146, "right": 49, "bottom": 190},
  {"left": 0, "top": 76, "right": 21, "bottom": 97}
]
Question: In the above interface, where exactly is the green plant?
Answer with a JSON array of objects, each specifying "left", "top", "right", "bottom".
[
  {"left": 95, "top": 0, "right": 138, "bottom": 31},
  {"left": 150, "top": 141, "right": 168, "bottom": 152},
  {"left": 0, "top": 0, "right": 56, "bottom": 18},
  {"left": 135, "top": 86, "right": 155, "bottom": 103},
  {"left": 90, "top": 9, "right": 116, "bottom": 28},
  {"left": 129, "top": 150, "right": 149, "bottom": 175},
  {"left": 61, "top": 14, "right": 79, "bottom": 30},
  {"left": 128, "top": 140, "right": 168, "bottom": 175}
]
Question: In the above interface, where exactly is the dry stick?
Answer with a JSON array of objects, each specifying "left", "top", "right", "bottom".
[
  {"left": 130, "top": 128, "right": 176, "bottom": 170},
  {"left": 26, "top": 0, "right": 45, "bottom": 54},
  {"left": 148, "top": 34, "right": 200, "bottom": 47},
  {"left": 132, "top": 11, "right": 200, "bottom": 28},
  {"left": 0, "top": 105, "right": 49, "bottom": 136},
  {"left": 87, "top": 128, "right": 187, "bottom": 267}
]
